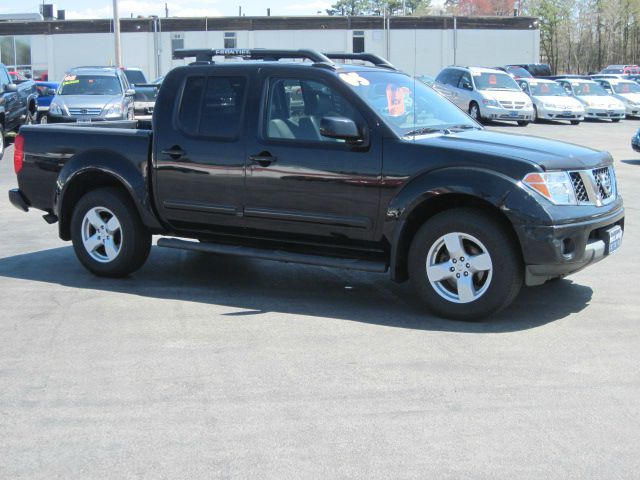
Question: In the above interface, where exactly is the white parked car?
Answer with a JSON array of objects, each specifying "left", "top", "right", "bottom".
[
  {"left": 555, "top": 78, "right": 626, "bottom": 122},
  {"left": 594, "top": 78, "right": 640, "bottom": 117},
  {"left": 517, "top": 78, "right": 584, "bottom": 124},
  {"left": 434, "top": 66, "right": 534, "bottom": 126}
]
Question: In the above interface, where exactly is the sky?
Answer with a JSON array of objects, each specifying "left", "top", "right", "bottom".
[{"left": 0, "top": 0, "right": 341, "bottom": 19}]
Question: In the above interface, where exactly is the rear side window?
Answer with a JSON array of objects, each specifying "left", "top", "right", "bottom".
[{"left": 177, "top": 75, "right": 247, "bottom": 139}]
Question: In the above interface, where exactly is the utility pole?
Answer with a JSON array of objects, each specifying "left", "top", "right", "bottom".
[{"left": 112, "top": 0, "right": 122, "bottom": 67}]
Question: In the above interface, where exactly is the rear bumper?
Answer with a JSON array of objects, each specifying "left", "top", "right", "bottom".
[
  {"left": 9, "top": 188, "right": 29, "bottom": 212},
  {"left": 515, "top": 205, "right": 625, "bottom": 286}
]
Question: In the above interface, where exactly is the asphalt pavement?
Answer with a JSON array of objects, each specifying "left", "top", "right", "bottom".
[{"left": 1, "top": 119, "right": 639, "bottom": 479}]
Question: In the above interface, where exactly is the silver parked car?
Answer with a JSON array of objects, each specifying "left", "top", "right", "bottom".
[
  {"left": 594, "top": 78, "right": 640, "bottom": 117},
  {"left": 47, "top": 67, "right": 135, "bottom": 123},
  {"left": 434, "top": 66, "right": 534, "bottom": 126},
  {"left": 517, "top": 78, "right": 584, "bottom": 124},
  {"left": 555, "top": 78, "right": 626, "bottom": 122}
]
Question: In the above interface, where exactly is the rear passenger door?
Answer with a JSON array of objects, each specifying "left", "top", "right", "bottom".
[
  {"left": 153, "top": 72, "right": 249, "bottom": 231},
  {"left": 243, "top": 71, "right": 382, "bottom": 242},
  {"left": 0, "top": 66, "right": 20, "bottom": 130}
]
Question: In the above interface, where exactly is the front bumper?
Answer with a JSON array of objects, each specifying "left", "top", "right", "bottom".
[
  {"left": 47, "top": 114, "right": 126, "bottom": 124},
  {"left": 624, "top": 104, "right": 640, "bottom": 116},
  {"left": 515, "top": 205, "right": 625, "bottom": 286},
  {"left": 584, "top": 106, "right": 625, "bottom": 119},
  {"left": 537, "top": 105, "right": 584, "bottom": 121},
  {"left": 482, "top": 105, "right": 534, "bottom": 122}
]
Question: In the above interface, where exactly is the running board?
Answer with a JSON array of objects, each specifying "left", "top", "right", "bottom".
[{"left": 157, "top": 237, "right": 388, "bottom": 273}]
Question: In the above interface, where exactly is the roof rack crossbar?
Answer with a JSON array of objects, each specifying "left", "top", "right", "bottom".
[
  {"left": 323, "top": 53, "right": 398, "bottom": 70},
  {"left": 172, "top": 48, "right": 334, "bottom": 65}
]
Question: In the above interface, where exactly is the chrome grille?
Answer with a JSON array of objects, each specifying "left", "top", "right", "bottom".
[
  {"left": 499, "top": 101, "right": 526, "bottom": 109},
  {"left": 570, "top": 172, "right": 589, "bottom": 203},
  {"left": 68, "top": 108, "right": 102, "bottom": 116},
  {"left": 569, "top": 166, "right": 617, "bottom": 206}
]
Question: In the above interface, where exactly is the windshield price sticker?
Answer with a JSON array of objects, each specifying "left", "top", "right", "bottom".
[
  {"left": 339, "top": 72, "right": 370, "bottom": 86},
  {"left": 63, "top": 75, "right": 76, "bottom": 82},
  {"left": 63, "top": 79, "right": 79, "bottom": 86}
]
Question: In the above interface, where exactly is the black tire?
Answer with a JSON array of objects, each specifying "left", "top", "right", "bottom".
[
  {"left": 612, "top": 118, "right": 621, "bottom": 123},
  {"left": 39, "top": 113, "right": 48, "bottom": 124},
  {"left": 0, "top": 124, "right": 4, "bottom": 161},
  {"left": 469, "top": 102, "right": 482, "bottom": 123},
  {"left": 570, "top": 120, "right": 580, "bottom": 125},
  {"left": 71, "top": 187, "right": 151, "bottom": 277},
  {"left": 517, "top": 120, "right": 530, "bottom": 126},
  {"left": 408, "top": 208, "right": 523, "bottom": 320},
  {"left": 532, "top": 105, "right": 538, "bottom": 123}
]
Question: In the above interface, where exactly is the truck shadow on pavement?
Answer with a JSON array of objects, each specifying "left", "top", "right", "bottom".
[{"left": 0, "top": 245, "right": 593, "bottom": 333}]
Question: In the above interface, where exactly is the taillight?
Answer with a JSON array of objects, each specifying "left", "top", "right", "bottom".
[{"left": 14, "top": 134, "right": 24, "bottom": 174}]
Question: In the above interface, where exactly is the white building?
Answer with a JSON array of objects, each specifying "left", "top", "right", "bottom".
[{"left": 0, "top": 15, "right": 540, "bottom": 82}]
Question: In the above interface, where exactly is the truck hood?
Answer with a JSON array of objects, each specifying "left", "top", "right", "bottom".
[
  {"left": 55, "top": 94, "right": 123, "bottom": 110},
  {"left": 411, "top": 129, "right": 611, "bottom": 171}
]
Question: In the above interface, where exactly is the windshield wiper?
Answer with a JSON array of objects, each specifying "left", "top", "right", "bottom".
[{"left": 404, "top": 124, "right": 480, "bottom": 137}]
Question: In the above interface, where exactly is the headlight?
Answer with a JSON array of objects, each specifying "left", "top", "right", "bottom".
[
  {"left": 522, "top": 172, "right": 577, "bottom": 205},
  {"left": 584, "top": 100, "right": 593, "bottom": 107},
  {"left": 482, "top": 99, "right": 500, "bottom": 107},
  {"left": 525, "top": 101, "right": 533, "bottom": 108},
  {"left": 103, "top": 103, "right": 123, "bottom": 117},
  {"left": 49, "top": 103, "right": 63, "bottom": 115}
]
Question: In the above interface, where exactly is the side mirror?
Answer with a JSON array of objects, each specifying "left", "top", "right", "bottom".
[
  {"left": 3, "top": 83, "right": 18, "bottom": 93},
  {"left": 46, "top": 88, "right": 57, "bottom": 96},
  {"left": 320, "top": 117, "right": 361, "bottom": 141},
  {"left": 125, "top": 88, "right": 136, "bottom": 96},
  {"left": 462, "top": 82, "right": 473, "bottom": 90}
]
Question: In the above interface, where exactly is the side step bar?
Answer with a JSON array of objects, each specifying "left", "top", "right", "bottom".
[{"left": 157, "top": 237, "right": 388, "bottom": 273}]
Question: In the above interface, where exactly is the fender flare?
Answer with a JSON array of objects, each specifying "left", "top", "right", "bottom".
[
  {"left": 55, "top": 149, "right": 163, "bottom": 239},
  {"left": 385, "top": 166, "right": 550, "bottom": 282}
]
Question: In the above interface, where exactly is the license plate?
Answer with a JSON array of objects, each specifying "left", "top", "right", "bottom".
[
  {"left": 509, "top": 110, "right": 518, "bottom": 117},
  {"left": 607, "top": 110, "right": 614, "bottom": 115},
  {"left": 77, "top": 118, "right": 91, "bottom": 123},
  {"left": 563, "top": 111, "right": 572, "bottom": 116},
  {"left": 606, "top": 225, "right": 623, "bottom": 254}
]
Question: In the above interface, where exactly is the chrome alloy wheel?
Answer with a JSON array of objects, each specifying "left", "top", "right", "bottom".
[
  {"left": 81, "top": 207, "right": 122, "bottom": 263},
  {"left": 426, "top": 232, "right": 493, "bottom": 304}
]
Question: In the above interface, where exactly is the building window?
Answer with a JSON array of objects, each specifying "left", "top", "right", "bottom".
[
  {"left": 353, "top": 31, "right": 365, "bottom": 53},
  {"left": 224, "top": 32, "right": 237, "bottom": 49},
  {"left": 0, "top": 35, "right": 31, "bottom": 71},
  {"left": 171, "top": 33, "right": 184, "bottom": 54}
]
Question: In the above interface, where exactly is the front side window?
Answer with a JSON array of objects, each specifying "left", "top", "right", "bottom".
[
  {"left": 458, "top": 72, "right": 472, "bottom": 90},
  {"left": 178, "top": 75, "right": 247, "bottom": 138},
  {"left": 472, "top": 72, "right": 520, "bottom": 91},
  {"left": 341, "top": 70, "right": 479, "bottom": 137},
  {"left": 58, "top": 75, "right": 122, "bottom": 95},
  {"left": 265, "top": 77, "right": 362, "bottom": 143}
]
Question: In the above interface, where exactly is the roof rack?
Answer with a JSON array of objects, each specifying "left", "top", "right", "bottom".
[
  {"left": 172, "top": 48, "right": 334, "bottom": 65},
  {"left": 323, "top": 53, "right": 398, "bottom": 70}
]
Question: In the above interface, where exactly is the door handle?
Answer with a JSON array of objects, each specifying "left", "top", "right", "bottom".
[
  {"left": 161, "top": 146, "right": 185, "bottom": 160},
  {"left": 249, "top": 152, "right": 277, "bottom": 167}
]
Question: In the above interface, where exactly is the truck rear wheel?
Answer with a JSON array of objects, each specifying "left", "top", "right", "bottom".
[
  {"left": 408, "top": 208, "right": 523, "bottom": 320},
  {"left": 71, "top": 187, "right": 151, "bottom": 277}
]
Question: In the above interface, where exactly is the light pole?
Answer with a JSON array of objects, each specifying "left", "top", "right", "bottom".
[{"left": 113, "top": 0, "right": 122, "bottom": 67}]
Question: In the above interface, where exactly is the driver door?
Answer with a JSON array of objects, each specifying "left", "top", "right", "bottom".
[{"left": 243, "top": 71, "right": 382, "bottom": 241}]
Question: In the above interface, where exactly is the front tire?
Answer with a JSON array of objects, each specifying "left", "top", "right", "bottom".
[
  {"left": 517, "top": 120, "right": 530, "bottom": 126},
  {"left": 469, "top": 102, "right": 482, "bottom": 123},
  {"left": 612, "top": 118, "right": 621, "bottom": 123},
  {"left": 71, "top": 187, "right": 151, "bottom": 277},
  {"left": 570, "top": 120, "right": 580, "bottom": 125},
  {"left": 408, "top": 208, "right": 523, "bottom": 320}
]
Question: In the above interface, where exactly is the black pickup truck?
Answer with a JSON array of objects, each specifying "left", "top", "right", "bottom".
[
  {"left": 9, "top": 49, "right": 624, "bottom": 320},
  {"left": 1, "top": 63, "right": 38, "bottom": 159}
]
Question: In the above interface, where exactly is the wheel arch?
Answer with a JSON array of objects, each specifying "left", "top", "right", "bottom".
[
  {"left": 55, "top": 152, "right": 163, "bottom": 241},
  {"left": 386, "top": 169, "right": 532, "bottom": 283}
]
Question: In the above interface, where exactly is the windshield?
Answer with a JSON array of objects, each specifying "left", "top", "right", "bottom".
[
  {"left": 529, "top": 82, "right": 567, "bottom": 96},
  {"left": 123, "top": 69, "right": 146, "bottom": 84},
  {"left": 572, "top": 82, "right": 609, "bottom": 96},
  {"left": 59, "top": 75, "right": 122, "bottom": 95},
  {"left": 612, "top": 82, "right": 640, "bottom": 94},
  {"left": 341, "top": 70, "right": 479, "bottom": 137},
  {"left": 506, "top": 66, "right": 532, "bottom": 78},
  {"left": 473, "top": 72, "right": 520, "bottom": 91}
]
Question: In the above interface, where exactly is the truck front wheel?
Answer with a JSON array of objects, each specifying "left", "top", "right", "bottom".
[
  {"left": 71, "top": 187, "right": 151, "bottom": 277},
  {"left": 408, "top": 208, "right": 523, "bottom": 320}
]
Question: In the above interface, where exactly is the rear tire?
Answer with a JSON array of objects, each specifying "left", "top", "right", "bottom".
[
  {"left": 408, "top": 208, "right": 523, "bottom": 320},
  {"left": 71, "top": 187, "right": 151, "bottom": 277},
  {"left": 0, "top": 124, "right": 4, "bottom": 160}
]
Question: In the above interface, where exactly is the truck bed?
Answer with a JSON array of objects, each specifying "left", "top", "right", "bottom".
[{"left": 16, "top": 121, "right": 153, "bottom": 213}]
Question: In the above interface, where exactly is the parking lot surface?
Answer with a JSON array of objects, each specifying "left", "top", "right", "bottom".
[{"left": 1, "top": 120, "right": 639, "bottom": 478}]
